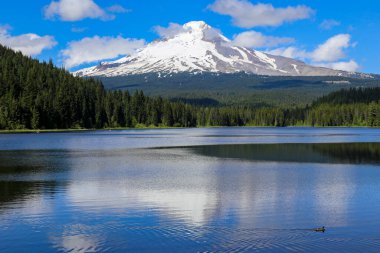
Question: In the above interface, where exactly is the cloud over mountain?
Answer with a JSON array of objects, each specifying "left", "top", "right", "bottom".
[
  {"left": 62, "top": 36, "right": 145, "bottom": 68},
  {"left": 267, "top": 34, "right": 358, "bottom": 72},
  {"left": 209, "top": 0, "right": 314, "bottom": 28},
  {"left": 232, "top": 31, "right": 294, "bottom": 48},
  {"left": 44, "top": 0, "right": 126, "bottom": 21}
]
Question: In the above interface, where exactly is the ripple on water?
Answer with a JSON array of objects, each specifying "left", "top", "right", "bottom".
[
  {"left": 79, "top": 225, "right": 380, "bottom": 253},
  {"left": 49, "top": 224, "right": 108, "bottom": 253}
]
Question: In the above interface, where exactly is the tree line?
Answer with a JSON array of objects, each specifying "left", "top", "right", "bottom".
[{"left": 1, "top": 45, "right": 380, "bottom": 130}]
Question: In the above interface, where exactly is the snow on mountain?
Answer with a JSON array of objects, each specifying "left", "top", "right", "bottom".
[{"left": 74, "top": 21, "right": 368, "bottom": 78}]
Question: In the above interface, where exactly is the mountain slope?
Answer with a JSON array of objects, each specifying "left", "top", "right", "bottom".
[{"left": 75, "top": 21, "right": 367, "bottom": 78}]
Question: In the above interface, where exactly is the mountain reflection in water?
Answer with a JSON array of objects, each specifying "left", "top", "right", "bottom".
[
  {"left": 186, "top": 142, "right": 380, "bottom": 164},
  {"left": 1, "top": 140, "right": 380, "bottom": 252}
]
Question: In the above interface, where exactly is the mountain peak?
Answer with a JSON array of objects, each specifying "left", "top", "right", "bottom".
[
  {"left": 74, "top": 21, "right": 366, "bottom": 78},
  {"left": 183, "top": 21, "right": 210, "bottom": 31}
]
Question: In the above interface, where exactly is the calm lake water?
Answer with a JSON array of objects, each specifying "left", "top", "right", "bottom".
[{"left": 1, "top": 127, "right": 380, "bottom": 252}]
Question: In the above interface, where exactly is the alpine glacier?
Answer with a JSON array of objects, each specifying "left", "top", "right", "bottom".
[{"left": 74, "top": 21, "right": 363, "bottom": 77}]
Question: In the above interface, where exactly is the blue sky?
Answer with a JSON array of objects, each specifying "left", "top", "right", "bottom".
[{"left": 0, "top": 0, "right": 379, "bottom": 73}]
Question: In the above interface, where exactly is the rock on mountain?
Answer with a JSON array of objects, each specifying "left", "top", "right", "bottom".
[{"left": 74, "top": 21, "right": 368, "bottom": 78}]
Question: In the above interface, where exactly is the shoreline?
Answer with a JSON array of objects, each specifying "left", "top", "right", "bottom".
[{"left": 0, "top": 125, "right": 375, "bottom": 134}]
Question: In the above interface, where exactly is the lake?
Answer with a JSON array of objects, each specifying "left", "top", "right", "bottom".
[{"left": 1, "top": 127, "right": 380, "bottom": 252}]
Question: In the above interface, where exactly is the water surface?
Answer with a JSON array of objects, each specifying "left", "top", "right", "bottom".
[{"left": 1, "top": 128, "right": 380, "bottom": 252}]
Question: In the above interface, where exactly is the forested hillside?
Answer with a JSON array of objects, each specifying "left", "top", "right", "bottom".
[
  {"left": 313, "top": 87, "right": 380, "bottom": 105},
  {"left": 1, "top": 45, "right": 380, "bottom": 130},
  {"left": 0, "top": 45, "right": 201, "bottom": 129},
  {"left": 305, "top": 88, "right": 380, "bottom": 126},
  {"left": 0, "top": 45, "right": 104, "bottom": 129},
  {"left": 100, "top": 73, "right": 380, "bottom": 107}
]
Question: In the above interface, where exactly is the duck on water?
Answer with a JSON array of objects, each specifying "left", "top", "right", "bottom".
[{"left": 313, "top": 226, "right": 326, "bottom": 233}]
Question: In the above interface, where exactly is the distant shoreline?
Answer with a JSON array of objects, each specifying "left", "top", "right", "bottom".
[
  {"left": 0, "top": 126, "right": 186, "bottom": 134},
  {"left": 0, "top": 125, "right": 375, "bottom": 134}
]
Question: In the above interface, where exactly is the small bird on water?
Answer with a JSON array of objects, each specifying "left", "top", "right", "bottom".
[{"left": 313, "top": 226, "right": 326, "bottom": 232}]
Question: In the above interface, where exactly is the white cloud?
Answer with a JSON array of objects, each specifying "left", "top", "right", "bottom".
[
  {"left": 44, "top": 0, "right": 114, "bottom": 21},
  {"left": 208, "top": 0, "right": 314, "bottom": 28},
  {"left": 317, "top": 60, "right": 359, "bottom": 72},
  {"left": 268, "top": 34, "right": 359, "bottom": 72},
  {"left": 107, "top": 5, "right": 129, "bottom": 13},
  {"left": 0, "top": 25, "right": 56, "bottom": 56},
  {"left": 61, "top": 36, "right": 146, "bottom": 68},
  {"left": 154, "top": 23, "right": 186, "bottom": 39},
  {"left": 269, "top": 34, "right": 353, "bottom": 62},
  {"left": 266, "top": 46, "right": 308, "bottom": 59},
  {"left": 319, "top": 19, "right": 341, "bottom": 30},
  {"left": 233, "top": 31, "right": 294, "bottom": 48},
  {"left": 311, "top": 34, "right": 351, "bottom": 62}
]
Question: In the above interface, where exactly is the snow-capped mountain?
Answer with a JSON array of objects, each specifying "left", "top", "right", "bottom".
[{"left": 74, "top": 21, "right": 366, "bottom": 78}]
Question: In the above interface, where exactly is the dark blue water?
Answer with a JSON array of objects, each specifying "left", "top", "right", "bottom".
[{"left": 1, "top": 128, "right": 380, "bottom": 252}]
